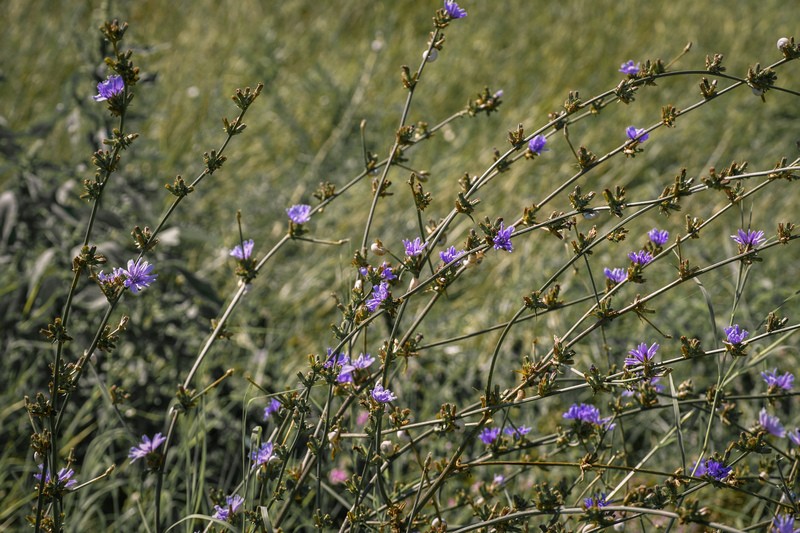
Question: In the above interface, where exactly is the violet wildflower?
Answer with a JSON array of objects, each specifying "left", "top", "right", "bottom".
[
  {"left": 479, "top": 427, "right": 501, "bottom": 445},
  {"left": 439, "top": 246, "right": 465, "bottom": 265},
  {"left": 759, "top": 408, "right": 786, "bottom": 438},
  {"left": 378, "top": 262, "right": 396, "bottom": 280},
  {"left": 443, "top": 0, "right": 467, "bottom": 19},
  {"left": 251, "top": 442, "right": 274, "bottom": 470},
  {"left": 403, "top": 237, "right": 427, "bottom": 257},
  {"left": 761, "top": 369, "right": 794, "bottom": 391},
  {"left": 129, "top": 433, "right": 166, "bottom": 462},
  {"left": 492, "top": 222, "right": 514, "bottom": 252},
  {"left": 788, "top": 428, "right": 800, "bottom": 446},
  {"left": 93, "top": 75, "right": 124, "bottom": 101},
  {"left": 603, "top": 267, "right": 627, "bottom": 284},
  {"left": 230, "top": 239, "right": 254, "bottom": 260},
  {"left": 563, "top": 403, "right": 614, "bottom": 428},
  {"left": 98, "top": 267, "right": 124, "bottom": 284},
  {"left": 365, "top": 281, "right": 390, "bottom": 312},
  {"left": 625, "top": 342, "right": 659, "bottom": 367},
  {"left": 618, "top": 60, "right": 640, "bottom": 76},
  {"left": 503, "top": 426, "right": 531, "bottom": 439},
  {"left": 772, "top": 515, "right": 800, "bottom": 533},
  {"left": 263, "top": 398, "right": 281, "bottom": 419},
  {"left": 212, "top": 494, "right": 244, "bottom": 521},
  {"left": 528, "top": 135, "right": 548, "bottom": 155},
  {"left": 724, "top": 324, "right": 749, "bottom": 345},
  {"left": 628, "top": 250, "right": 653, "bottom": 265},
  {"left": 122, "top": 258, "right": 157, "bottom": 294},
  {"left": 329, "top": 468, "right": 348, "bottom": 484},
  {"left": 337, "top": 353, "right": 375, "bottom": 383},
  {"left": 492, "top": 474, "right": 505, "bottom": 486},
  {"left": 731, "top": 228, "right": 765, "bottom": 248},
  {"left": 694, "top": 458, "right": 732, "bottom": 481},
  {"left": 286, "top": 204, "right": 312, "bottom": 224},
  {"left": 324, "top": 348, "right": 348, "bottom": 369},
  {"left": 583, "top": 493, "right": 609, "bottom": 508},
  {"left": 34, "top": 464, "right": 77, "bottom": 490},
  {"left": 625, "top": 126, "right": 649, "bottom": 143},
  {"left": 648, "top": 228, "right": 669, "bottom": 246},
  {"left": 371, "top": 382, "right": 397, "bottom": 403}
]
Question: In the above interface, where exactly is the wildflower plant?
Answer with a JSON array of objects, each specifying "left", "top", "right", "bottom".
[{"left": 8, "top": 3, "right": 800, "bottom": 533}]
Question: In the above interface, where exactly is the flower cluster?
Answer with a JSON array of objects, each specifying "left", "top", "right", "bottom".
[
  {"left": 648, "top": 228, "right": 669, "bottom": 247},
  {"left": 337, "top": 353, "right": 375, "bottom": 383},
  {"left": 403, "top": 237, "right": 427, "bottom": 257},
  {"left": 563, "top": 403, "right": 614, "bottom": 429},
  {"left": 492, "top": 222, "right": 514, "bottom": 252},
  {"left": 212, "top": 494, "right": 244, "bottom": 522},
  {"left": 618, "top": 60, "right": 640, "bottom": 76},
  {"left": 759, "top": 408, "right": 786, "bottom": 438},
  {"left": 479, "top": 427, "right": 501, "bottom": 445},
  {"left": 93, "top": 75, "right": 124, "bottom": 101},
  {"left": 98, "top": 258, "right": 157, "bottom": 295},
  {"left": 263, "top": 398, "right": 281, "bottom": 420},
  {"left": 731, "top": 228, "right": 765, "bottom": 249},
  {"left": 371, "top": 382, "right": 397, "bottom": 403},
  {"left": 286, "top": 204, "right": 312, "bottom": 224},
  {"left": 583, "top": 493, "right": 609, "bottom": 508},
  {"left": 34, "top": 464, "right": 77, "bottom": 492},
  {"left": 626, "top": 126, "right": 649, "bottom": 143},
  {"left": 761, "top": 369, "right": 794, "bottom": 391},
  {"left": 439, "top": 246, "right": 465, "bottom": 265},
  {"left": 365, "top": 281, "right": 390, "bottom": 312},
  {"left": 694, "top": 458, "right": 732, "bottom": 481},
  {"left": 251, "top": 442, "right": 274, "bottom": 470},
  {"left": 528, "top": 135, "right": 548, "bottom": 156},
  {"left": 628, "top": 250, "right": 653, "bottom": 265},
  {"left": 443, "top": 0, "right": 467, "bottom": 19},
  {"left": 129, "top": 433, "right": 166, "bottom": 463},
  {"left": 724, "top": 324, "right": 749, "bottom": 345},
  {"left": 771, "top": 515, "right": 800, "bottom": 533},
  {"left": 625, "top": 342, "right": 659, "bottom": 368},
  {"left": 230, "top": 239, "right": 254, "bottom": 260},
  {"left": 603, "top": 267, "right": 626, "bottom": 284},
  {"left": 503, "top": 426, "right": 531, "bottom": 440}
]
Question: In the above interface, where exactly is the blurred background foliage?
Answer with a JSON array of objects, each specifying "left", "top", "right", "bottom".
[{"left": 2, "top": 0, "right": 800, "bottom": 529}]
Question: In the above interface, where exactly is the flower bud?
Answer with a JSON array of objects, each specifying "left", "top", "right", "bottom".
[
  {"left": 380, "top": 440, "right": 394, "bottom": 455},
  {"left": 353, "top": 279, "right": 363, "bottom": 292},
  {"left": 370, "top": 239, "right": 386, "bottom": 256},
  {"left": 408, "top": 277, "right": 420, "bottom": 291},
  {"left": 777, "top": 37, "right": 790, "bottom": 50},
  {"left": 396, "top": 429, "right": 410, "bottom": 441},
  {"left": 422, "top": 48, "right": 438, "bottom": 62},
  {"left": 431, "top": 517, "right": 447, "bottom": 530}
]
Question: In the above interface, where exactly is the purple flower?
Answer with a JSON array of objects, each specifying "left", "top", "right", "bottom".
[
  {"left": 625, "top": 126, "right": 649, "bottom": 143},
  {"left": 213, "top": 494, "right": 244, "bottom": 521},
  {"left": 263, "top": 398, "right": 281, "bottom": 419},
  {"left": 759, "top": 408, "right": 786, "bottom": 438},
  {"left": 772, "top": 515, "right": 800, "bottom": 533},
  {"left": 365, "top": 281, "right": 390, "bottom": 312},
  {"left": 98, "top": 267, "right": 124, "bottom": 284},
  {"left": 324, "top": 348, "right": 348, "bottom": 369},
  {"left": 439, "top": 246, "right": 465, "bottom": 265},
  {"left": 378, "top": 262, "right": 396, "bottom": 280},
  {"left": 761, "top": 369, "right": 794, "bottom": 391},
  {"left": 122, "top": 258, "right": 157, "bottom": 294},
  {"left": 604, "top": 267, "right": 627, "bottom": 284},
  {"left": 628, "top": 250, "right": 653, "bottom": 265},
  {"left": 230, "top": 239, "right": 254, "bottom": 260},
  {"left": 34, "top": 464, "right": 77, "bottom": 490},
  {"left": 371, "top": 382, "right": 397, "bottom": 403},
  {"left": 492, "top": 222, "right": 514, "bottom": 252},
  {"left": 694, "top": 458, "right": 732, "bottom": 481},
  {"left": 528, "top": 135, "right": 548, "bottom": 155},
  {"left": 731, "top": 228, "right": 765, "bottom": 248},
  {"left": 625, "top": 342, "right": 659, "bottom": 367},
  {"left": 479, "top": 427, "right": 501, "bottom": 445},
  {"left": 583, "top": 493, "right": 609, "bottom": 508},
  {"left": 503, "top": 426, "right": 531, "bottom": 439},
  {"left": 788, "top": 428, "right": 800, "bottom": 446},
  {"left": 648, "top": 228, "right": 669, "bottom": 246},
  {"left": 618, "top": 60, "right": 640, "bottom": 76},
  {"left": 129, "top": 433, "right": 166, "bottom": 462},
  {"left": 251, "top": 442, "right": 274, "bottom": 470},
  {"left": 93, "top": 75, "right": 124, "bottom": 101},
  {"left": 286, "top": 204, "right": 312, "bottom": 224},
  {"left": 443, "top": 0, "right": 467, "bottom": 19},
  {"left": 724, "top": 324, "right": 749, "bottom": 345},
  {"left": 563, "top": 403, "right": 614, "bottom": 428},
  {"left": 403, "top": 237, "right": 427, "bottom": 257},
  {"left": 337, "top": 353, "right": 375, "bottom": 383}
]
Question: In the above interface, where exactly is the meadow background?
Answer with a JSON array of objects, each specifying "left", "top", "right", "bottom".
[{"left": 2, "top": 0, "right": 800, "bottom": 531}]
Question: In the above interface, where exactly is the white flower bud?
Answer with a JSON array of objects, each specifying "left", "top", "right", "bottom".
[
  {"left": 777, "top": 37, "right": 790, "bottom": 50},
  {"left": 408, "top": 277, "right": 420, "bottom": 291},
  {"left": 396, "top": 429, "right": 410, "bottom": 441},
  {"left": 422, "top": 48, "right": 438, "bottom": 62},
  {"left": 431, "top": 517, "right": 446, "bottom": 529},
  {"left": 370, "top": 239, "right": 386, "bottom": 256},
  {"left": 380, "top": 440, "right": 394, "bottom": 455},
  {"left": 752, "top": 87, "right": 764, "bottom": 96},
  {"left": 354, "top": 279, "right": 363, "bottom": 292}
]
